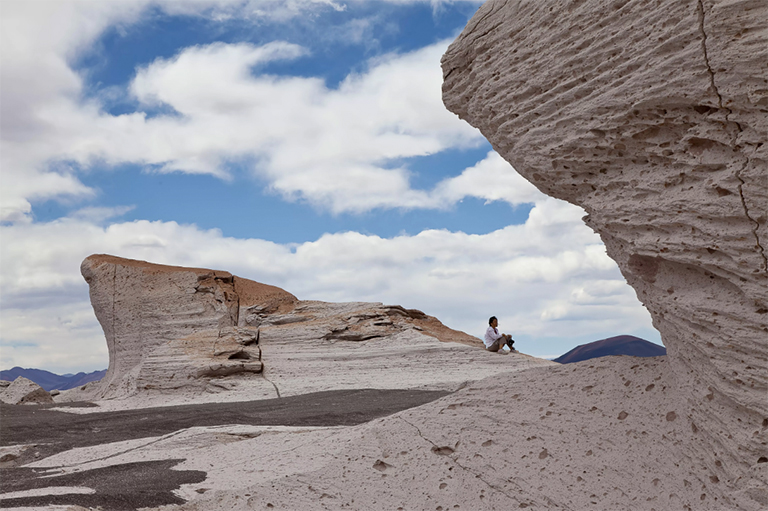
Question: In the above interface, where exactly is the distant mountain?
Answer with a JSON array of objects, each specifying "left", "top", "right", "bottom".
[
  {"left": 0, "top": 367, "right": 106, "bottom": 391},
  {"left": 554, "top": 335, "right": 666, "bottom": 364}
]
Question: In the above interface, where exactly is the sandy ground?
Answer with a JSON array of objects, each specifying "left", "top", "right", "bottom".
[
  {"left": 4, "top": 355, "right": 763, "bottom": 510},
  {"left": 0, "top": 389, "right": 448, "bottom": 510}
]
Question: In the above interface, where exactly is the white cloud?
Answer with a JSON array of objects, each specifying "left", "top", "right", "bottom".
[
  {"left": 0, "top": 198, "right": 659, "bottom": 373},
  {"left": 1, "top": 0, "right": 487, "bottom": 222},
  {"left": 69, "top": 205, "right": 136, "bottom": 224},
  {"left": 431, "top": 151, "right": 547, "bottom": 206},
  {"left": 0, "top": 0, "right": 661, "bottom": 375},
  {"left": 125, "top": 39, "right": 483, "bottom": 210}
]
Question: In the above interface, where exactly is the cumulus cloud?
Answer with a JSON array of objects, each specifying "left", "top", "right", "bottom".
[
  {"left": 431, "top": 151, "right": 547, "bottom": 206},
  {"left": 17, "top": 39, "right": 481, "bottom": 214},
  {"left": 0, "top": 197, "right": 658, "bottom": 373},
  {"left": 1, "top": 0, "right": 486, "bottom": 222}
]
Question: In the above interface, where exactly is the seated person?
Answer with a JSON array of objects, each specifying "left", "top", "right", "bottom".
[{"left": 484, "top": 316, "right": 516, "bottom": 353}]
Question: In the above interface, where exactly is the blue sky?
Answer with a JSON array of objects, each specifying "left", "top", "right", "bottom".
[{"left": 0, "top": 0, "right": 661, "bottom": 373}]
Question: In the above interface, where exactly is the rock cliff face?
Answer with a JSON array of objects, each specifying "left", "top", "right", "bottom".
[
  {"left": 442, "top": 0, "right": 767, "bottom": 505},
  {"left": 79, "top": 255, "right": 535, "bottom": 404},
  {"left": 80, "top": 255, "right": 292, "bottom": 399}
]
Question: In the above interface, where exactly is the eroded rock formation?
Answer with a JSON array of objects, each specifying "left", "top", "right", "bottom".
[
  {"left": 80, "top": 255, "right": 289, "bottom": 398},
  {"left": 442, "top": 0, "right": 767, "bottom": 506},
  {"left": 0, "top": 377, "right": 54, "bottom": 405},
  {"left": 79, "top": 255, "right": 536, "bottom": 404}
]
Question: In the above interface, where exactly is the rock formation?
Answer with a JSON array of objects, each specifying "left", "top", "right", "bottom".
[
  {"left": 80, "top": 255, "right": 285, "bottom": 399},
  {"left": 78, "top": 255, "right": 546, "bottom": 405},
  {"left": 442, "top": 0, "right": 767, "bottom": 506},
  {"left": 0, "top": 377, "right": 54, "bottom": 405}
]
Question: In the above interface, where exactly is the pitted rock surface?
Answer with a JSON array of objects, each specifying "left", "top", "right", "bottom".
[{"left": 442, "top": 0, "right": 767, "bottom": 506}]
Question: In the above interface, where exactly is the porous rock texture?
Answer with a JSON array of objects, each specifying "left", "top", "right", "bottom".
[
  {"left": 442, "top": 0, "right": 767, "bottom": 507},
  {"left": 31, "top": 357, "right": 753, "bottom": 511},
  {"left": 75, "top": 255, "right": 545, "bottom": 408},
  {"left": 0, "top": 377, "right": 54, "bottom": 405}
]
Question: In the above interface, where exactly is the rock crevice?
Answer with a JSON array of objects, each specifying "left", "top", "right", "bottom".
[{"left": 697, "top": 0, "right": 724, "bottom": 110}]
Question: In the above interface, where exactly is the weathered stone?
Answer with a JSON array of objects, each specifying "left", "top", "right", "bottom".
[
  {"left": 76, "top": 255, "right": 546, "bottom": 406},
  {"left": 79, "top": 255, "right": 294, "bottom": 399},
  {"left": 442, "top": 0, "right": 767, "bottom": 506},
  {"left": 0, "top": 377, "right": 54, "bottom": 405}
]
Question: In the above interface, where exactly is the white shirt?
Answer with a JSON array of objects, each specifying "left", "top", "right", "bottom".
[{"left": 484, "top": 326, "right": 503, "bottom": 348}]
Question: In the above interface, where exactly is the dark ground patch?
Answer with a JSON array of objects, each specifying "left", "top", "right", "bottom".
[
  {"left": 1, "top": 460, "right": 205, "bottom": 510},
  {"left": 0, "top": 388, "right": 449, "bottom": 510}
]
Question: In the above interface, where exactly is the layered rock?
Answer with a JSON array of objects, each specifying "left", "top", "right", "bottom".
[
  {"left": 442, "top": 0, "right": 767, "bottom": 505},
  {"left": 80, "top": 255, "right": 290, "bottom": 399},
  {"left": 78, "top": 255, "right": 543, "bottom": 405}
]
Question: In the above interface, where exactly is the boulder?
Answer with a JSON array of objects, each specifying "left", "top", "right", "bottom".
[
  {"left": 0, "top": 377, "right": 54, "bottom": 405},
  {"left": 442, "top": 0, "right": 767, "bottom": 505}
]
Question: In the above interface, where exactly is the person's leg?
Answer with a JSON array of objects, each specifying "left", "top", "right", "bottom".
[{"left": 486, "top": 339, "right": 501, "bottom": 352}]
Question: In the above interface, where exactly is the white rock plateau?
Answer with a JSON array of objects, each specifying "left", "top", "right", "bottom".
[{"left": 63, "top": 254, "right": 548, "bottom": 410}]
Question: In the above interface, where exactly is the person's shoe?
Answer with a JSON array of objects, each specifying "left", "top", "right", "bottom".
[
  {"left": 497, "top": 350, "right": 509, "bottom": 355},
  {"left": 510, "top": 348, "right": 519, "bottom": 353}
]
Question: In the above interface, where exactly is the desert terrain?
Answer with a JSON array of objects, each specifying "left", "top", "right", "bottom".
[{"left": 2, "top": 0, "right": 767, "bottom": 509}]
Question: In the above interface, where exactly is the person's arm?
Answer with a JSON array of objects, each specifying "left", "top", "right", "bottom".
[{"left": 486, "top": 326, "right": 503, "bottom": 341}]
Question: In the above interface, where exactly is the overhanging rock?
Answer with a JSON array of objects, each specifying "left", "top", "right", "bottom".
[{"left": 442, "top": 0, "right": 767, "bottom": 504}]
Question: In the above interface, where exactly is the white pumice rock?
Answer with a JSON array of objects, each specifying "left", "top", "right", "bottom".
[
  {"left": 0, "top": 376, "right": 54, "bottom": 405},
  {"left": 442, "top": 0, "right": 767, "bottom": 507},
  {"left": 71, "top": 254, "right": 549, "bottom": 409}
]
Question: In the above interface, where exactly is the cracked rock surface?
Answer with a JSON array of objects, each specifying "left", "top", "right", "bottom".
[
  {"left": 68, "top": 255, "right": 546, "bottom": 409},
  {"left": 442, "top": 0, "right": 767, "bottom": 507}
]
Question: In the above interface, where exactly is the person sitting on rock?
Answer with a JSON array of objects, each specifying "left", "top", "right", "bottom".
[{"left": 484, "top": 316, "right": 516, "bottom": 353}]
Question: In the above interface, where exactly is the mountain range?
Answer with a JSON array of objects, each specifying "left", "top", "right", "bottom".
[
  {"left": 0, "top": 367, "right": 107, "bottom": 391},
  {"left": 553, "top": 335, "right": 666, "bottom": 364}
]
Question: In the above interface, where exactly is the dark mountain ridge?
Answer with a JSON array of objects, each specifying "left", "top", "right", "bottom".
[
  {"left": 554, "top": 335, "right": 666, "bottom": 364},
  {"left": 0, "top": 367, "right": 106, "bottom": 391}
]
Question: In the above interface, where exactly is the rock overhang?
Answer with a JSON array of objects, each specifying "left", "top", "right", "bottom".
[{"left": 442, "top": 0, "right": 767, "bottom": 504}]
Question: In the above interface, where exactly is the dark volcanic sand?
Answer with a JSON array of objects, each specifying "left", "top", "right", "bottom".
[{"left": 0, "top": 388, "right": 450, "bottom": 510}]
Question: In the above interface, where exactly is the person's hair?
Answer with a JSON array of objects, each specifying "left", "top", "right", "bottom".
[{"left": 489, "top": 316, "right": 497, "bottom": 325}]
